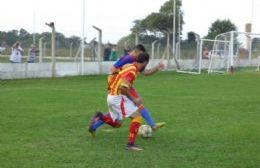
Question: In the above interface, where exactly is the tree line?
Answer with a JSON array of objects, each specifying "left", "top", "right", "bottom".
[
  {"left": 0, "top": 28, "right": 81, "bottom": 49},
  {"left": 1, "top": 0, "right": 238, "bottom": 51},
  {"left": 117, "top": 0, "right": 237, "bottom": 48}
]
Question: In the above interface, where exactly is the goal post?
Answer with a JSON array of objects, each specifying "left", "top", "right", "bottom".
[
  {"left": 257, "top": 56, "right": 260, "bottom": 71},
  {"left": 176, "top": 33, "right": 202, "bottom": 74},
  {"left": 208, "top": 31, "right": 260, "bottom": 73},
  {"left": 176, "top": 31, "right": 260, "bottom": 74},
  {"left": 207, "top": 38, "right": 231, "bottom": 74},
  {"left": 176, "top": 37, "right": 230, "bottom": 74}
]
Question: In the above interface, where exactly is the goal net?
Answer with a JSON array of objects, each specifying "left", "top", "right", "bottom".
[
  {"left": 176, "top": 36, "right": 228, "bottom": 74},
  {"left": 207, "top": 38, "right": 231, "bottom": 73},
  {"left": 208, "top": 31, "right": 260, "bottom": 73}
]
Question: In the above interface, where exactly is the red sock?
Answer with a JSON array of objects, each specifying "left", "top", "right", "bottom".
[
  {"left": 101, "top": 113, "right": 121, "bottom": 128},
  {"left": 128, "top": 122, "right": 140, "bottom": 145}
]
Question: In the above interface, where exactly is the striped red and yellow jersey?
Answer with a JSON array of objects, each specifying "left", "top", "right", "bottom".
[{"left": 108, "top": 63, "right": 138, "bottom": 95}]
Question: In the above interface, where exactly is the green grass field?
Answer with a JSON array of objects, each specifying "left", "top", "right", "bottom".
[{"left": 1, "top": 72, "right": 260, "bottom": 168}]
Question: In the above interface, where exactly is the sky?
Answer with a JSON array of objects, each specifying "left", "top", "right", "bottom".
[{"left": 0, "top": 0, "right": 259, "bottom": 43}]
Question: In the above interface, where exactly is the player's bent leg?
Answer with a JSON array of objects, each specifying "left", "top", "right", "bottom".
[
  {"left": 153, "top": 122, "right": 166, "bottom": 131},
  {"left": 88, "top": 112, "right": 123, "bottom": 138},
  {"left": 126, "top": 114, "right": 143, "bottom": 151},
  {"left": 130, "top": 89, "right": 166, "bottom": 131},
  {"left": 138, "top": 106, "right": 166, "bottom": 132},
  {"left": 138, "top": 105, "right": 155, "bottom": 128},
  {"left": 88, "top": 111, "right": 104, "bottom": 138},
  {"left": 101, "top": 113, "right": 122, "bottom": 128}
]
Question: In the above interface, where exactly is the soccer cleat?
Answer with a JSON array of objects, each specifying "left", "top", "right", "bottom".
[
  {"left": 126, "top": 144, "right": 143, "bottom": 151},
  {"left": 152, "top": 122, "right": 166, "bottom": 131},
  {"left": 88, "top": 112, "right": 103, "bottom": 138},
  {"left": 88, "top": 127, "right": 96, "bottom": 138}
]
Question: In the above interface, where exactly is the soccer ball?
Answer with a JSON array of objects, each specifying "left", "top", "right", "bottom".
[{"left": 138, "top": 125, "right": 152, "bottom": 138}]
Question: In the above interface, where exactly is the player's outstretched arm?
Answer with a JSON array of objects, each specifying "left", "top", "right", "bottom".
[{"left": 142, "top": 62, "right": 165, "bottom": 76}]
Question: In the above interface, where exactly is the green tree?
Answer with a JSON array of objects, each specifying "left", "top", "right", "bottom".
[
  {"left": 118, "top": 0, "right": 184, "bottom": 47},
  {"left": 19, "top": 28, "right": 30, "bottom": 39},
  {"left": 0, "top": 31, "right": 7, "bottom": 43},
  {"left": 205, "top": 19, "right": 237, "bottom": 39},
  {"left": 131, "top": 20, "right": 144, "bottom": 35},
  {"left": 139, "top": 0, "right": 183, "bottom": 37},
  {"left": 5, "top": 30, "right": 19, "bottom": 45},
  {"left": 0, "top": 28, "right": 82, "bottom": 50},
  {"left": 187, "top": 31, "right": 197, "bottom": 42}
]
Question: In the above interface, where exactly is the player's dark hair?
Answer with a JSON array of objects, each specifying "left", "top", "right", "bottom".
[
  {"left": 136, "top": 52, "right": 150, "bottom": 63},
  {"left": 134, "top": 44, "right": 146, "bottom": 52}
]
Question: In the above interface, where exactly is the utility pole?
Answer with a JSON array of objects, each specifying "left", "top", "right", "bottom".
[
  {"left": 172, "top": 0, "right": 176, "bottom": 57},
  {"left": 81, "top": 0, "right": 86, "bottom": 75},
  {"left": 46, "top": 22, "right": 56, "bottom": 77},
  {"left": 39, "top": 36, "right": 44, "bottom": 63},
  {"left": 33, "top": 11, "right": 36, "bottom": 44}
]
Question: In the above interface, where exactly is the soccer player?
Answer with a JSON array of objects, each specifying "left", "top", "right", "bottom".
[
  {"left": 89, "top": 52, "right": 162, "bottom": 150},
  {"left": 110, "top": 44, "right": 164, "bottom": 76},
  {"left": 107, "top": 44, "right": 165, "bottom": 130}
]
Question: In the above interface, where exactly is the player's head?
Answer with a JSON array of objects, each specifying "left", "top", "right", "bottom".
[
  {"left": 135, "top": 44, "right": 146, "bottom": 52},
  {"left": 130, "top": 44, "right": 146, "bottom": 57},
  {"left": 136, "top": 52, "right": 150, "bottom": 72}
]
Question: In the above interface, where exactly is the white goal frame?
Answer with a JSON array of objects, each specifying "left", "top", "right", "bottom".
[
  {"left": 257, "top": 56, "right": 260, "bottom": 71},
  {"left": 176, "top": 33, "right": 202, "bottom": 75},
  {"left": 208, "top": 31, "right": 260, "bottom": 73}
]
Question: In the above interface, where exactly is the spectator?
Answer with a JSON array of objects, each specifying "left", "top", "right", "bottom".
[
  {"left": 103, "top": 43, "right": 111, "bottom": 61},
  {"left": 9, "top": 41, "right": 23, "bottom": 63},
  {"left": 109, "top": 46, "right": 118, "bottom": 61},
  {"left": 27, "top": 44, "right": 39, "bottom": 63},
  {"left": 202, "top": 46, "right": 210, "bottom": 59}
]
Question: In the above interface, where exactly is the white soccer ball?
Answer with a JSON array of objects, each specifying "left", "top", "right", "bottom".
[{"left": 138, "top": 125, "right": 152, "bottom": 138}]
